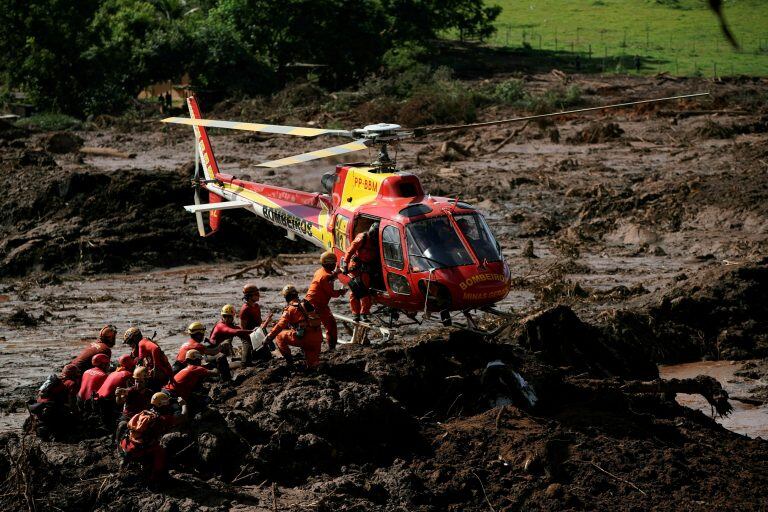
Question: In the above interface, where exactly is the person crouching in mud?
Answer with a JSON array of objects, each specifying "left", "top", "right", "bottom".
[
  {"left": 264, "top": 285, "right": 324, "bottom": 370},
  {"left": 173, "top": 322, "right": 231, "bottom": 381}
]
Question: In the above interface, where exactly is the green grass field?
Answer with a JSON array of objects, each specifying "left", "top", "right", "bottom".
[{"left": 485, "top": 0, "right": 768, "bottom": 76}]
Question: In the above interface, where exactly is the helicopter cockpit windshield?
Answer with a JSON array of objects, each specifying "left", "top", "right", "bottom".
[
  {"left": 454, "top": 213, "right": 502, "bottom": 262},
  {"left": 406, "top": 216, "right": 473, "bottom": 270}
]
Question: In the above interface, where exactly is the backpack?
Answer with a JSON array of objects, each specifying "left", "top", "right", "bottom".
[
  {"left": 38, "top": 374, "right": 61, "bottom": 399},
  {"left": 127, "top": 409, "right": 159, "bottom": 444},
  {"left": 299, "top": 300, "right": 322, "bottom": 329}
]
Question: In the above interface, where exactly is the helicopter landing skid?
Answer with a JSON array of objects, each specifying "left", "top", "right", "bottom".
[
  {"left": 333, "top": 313, "right": 394, "bottom": 345},
  {"left": 440, "top": 307, "right": 515, "bottom": 338}
]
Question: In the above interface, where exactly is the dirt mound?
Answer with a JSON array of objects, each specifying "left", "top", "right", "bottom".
[
  {"left": 0, "top": 144, "right": 305, "bottom": 277},
  {"left": 43, "top": 132, "right": 84, "bottom": 154},
  {"left": 566, "top": 121, "right": 624, "bottom": 144}
]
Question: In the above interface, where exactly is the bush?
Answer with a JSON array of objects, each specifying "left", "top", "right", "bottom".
[
  {"left": 398, "top": 68, "right": 477, "bottom": 126},
  {"left": 493, "top": 79, "right": 526, "bottom": 104},
  {"left": 15, "top": 113, "right": 82, "bottom": 131}
]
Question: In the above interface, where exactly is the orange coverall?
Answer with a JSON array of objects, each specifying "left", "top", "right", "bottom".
[
  {"left": 344, "top": 232, "right": 378, "bottom": 315},
  {"left": 268, "top": 300, "right": 323, "bottom": 368},
  {"left": 305, "top": 266, "right": 343, "bottom": 346}
]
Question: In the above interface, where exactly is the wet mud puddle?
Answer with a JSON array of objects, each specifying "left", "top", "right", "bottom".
[{"left": 660, "top": 360, "right": 768, "bottom": 439}]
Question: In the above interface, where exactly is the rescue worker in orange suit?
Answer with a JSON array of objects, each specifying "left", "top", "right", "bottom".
[
  {"left": 29, "top": 363, "right": 81, "bottom": 440},
  {"left": 120, "top": 392, "right": 187, "bottom": 485},
  {"left": 306, "top": 251, "right": 346, "bottom": 350},
  {"left": 210, "top": 304, "right": 252, "bottom": 367},
  {"left": 172, "top": 322, "right": 230, "bottom": 380},
  {"left": 96, "top": 354, "right": 136, "bottom": 427},
  {"left": 123, "top": 327, "right": 174, "bottom": 390},
  {"left": 342, "top": 222, "right": 380, "bottom": 322},
  {"left": 116, "top": 366, "right": 152, "bottom": 442},
  {"left": 78, "top": 353, "right": 111, "bottom": 402},
  {"left": 264, "top": 285, "right": 323, "bottom": 369},
  {"left": 163, "top": 350, "right": 214, "bottom": 408},
  {"left": 70, "top": 325, "right": 117, "bottom": 373},
  {"left": 239, "top": 284, "right": 262, "bottom": 365}
]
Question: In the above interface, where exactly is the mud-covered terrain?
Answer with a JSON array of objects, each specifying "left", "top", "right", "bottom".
[{"left": 1, "top": 73, "right": 768, "bottom": 510}]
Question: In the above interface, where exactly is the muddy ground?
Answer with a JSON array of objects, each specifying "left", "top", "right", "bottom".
[{"left": 1, "top": 73, "right": 768, "bottom": 510}]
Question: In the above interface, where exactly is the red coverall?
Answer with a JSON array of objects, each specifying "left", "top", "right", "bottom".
[
  {"left": 134, "top": 338, "right": 174, "bottom": 388},
  {"left": 239, "top": 303, "right": 262, "bottom": 330},
  {"left": 344, "top": 232, "right": 378, "bottom": 315},
  {"left": 210, "top": 321, "right": 251, "bottom": 347},
  {"left": 70, "top": 342, "right": 112, "bottom": 374},
  {"left": 268, "top": 301, "right": 323, "bottom": 368},
  {"left": 175, "top": 339, "right": 207, "bottom": 363},
  {"left": 305, "top": 266, "right": 343, "bottom": 346},
  {"left": 78, "top": 367, "right": 108, "bottom": 401},
  {"left": 120, "top": 410, "right": 183, "bottom": 482},
  {"left": 163, "top": 365, "right": 209, "bottom": 401},
  {"left": 97, "top": 369, "right": 132, "bottom": 399},
  {"left": 121, "top": 386, "right": 152, "bottom": 420}
]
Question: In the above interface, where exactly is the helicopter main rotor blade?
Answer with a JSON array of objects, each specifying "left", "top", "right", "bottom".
[
  {"left": 256, "top": 139, "right": 369, "bottom": 168},
  {"left": 162, "top": 117, "right": 354, "bottom": 138},
  {"left": 413, "top": 92, "right": 710, "bottom": 136}
]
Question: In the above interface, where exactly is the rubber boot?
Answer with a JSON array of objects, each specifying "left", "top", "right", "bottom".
[{"left": 241, "top": 338, "right": 254, "bottom": 367}]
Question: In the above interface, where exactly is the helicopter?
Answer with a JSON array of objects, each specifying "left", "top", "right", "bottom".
[{"left": 163, "top": 91, "right": 707, "bottom": 340}]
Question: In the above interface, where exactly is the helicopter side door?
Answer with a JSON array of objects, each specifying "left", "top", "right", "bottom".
[{"left": 379, "top": 220, "right": 414, "bottom": 300}]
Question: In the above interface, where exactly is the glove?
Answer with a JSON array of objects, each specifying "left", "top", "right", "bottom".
[{"left": 263, "top": 336, "right": 276, "bottom": 352}]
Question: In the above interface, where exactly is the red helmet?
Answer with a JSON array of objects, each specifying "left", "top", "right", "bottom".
[
  {"left": 118, "top": 354, "right": 135, "bottom": 371},
  {"left": 91, "top": 353, "right": 110, "bottom": 368},
  {"left": 243, "top": 283, "right": 260, "bottom": 295},
  {"left": 99, "top": 325, "right": 118, "bottom": 345},
  {"left": 61, "top": 364, "right": 81, "bottom": 380}
]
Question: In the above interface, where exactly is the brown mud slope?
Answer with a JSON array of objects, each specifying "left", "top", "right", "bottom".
[
  {"left": 0, "top": 145, "right": 304, "bottom": 278},
  {"left": 2, "top": 332, "right": 766, "bottom": 511}
]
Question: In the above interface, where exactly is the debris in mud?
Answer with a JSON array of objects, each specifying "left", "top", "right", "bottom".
[
  {"left": 43, "top": 132, "right": 84, "bottom": 154},
  {"left": 566, "top": 121, "right": 624, "bottom": 144},
  {"left": 3, "top": 307, "right": 38, "bottom": 327}
]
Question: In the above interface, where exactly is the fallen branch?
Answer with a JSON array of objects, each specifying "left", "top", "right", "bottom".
[
  {"left": 80, "top": 147, "right": 136, "bottom": 159},
  {"left": 490, "top": 121, "right": 530, "bottom": 153},
  {"left": 471, "top": 471, "right": 497, "bottom": 512},
  {"left": 581, "top": 460, "right": 647, "bottom": 496}
]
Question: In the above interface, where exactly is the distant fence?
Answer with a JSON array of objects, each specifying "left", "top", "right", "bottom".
[{"left": 487, "top": 22, "right": 768, "bottom": 77}]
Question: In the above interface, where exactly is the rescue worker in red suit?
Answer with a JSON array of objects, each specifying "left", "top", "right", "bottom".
[
  {"left": 210, "top": 304, "right": 252, "bottom": 371},
  {"left": 29, "top": 364, "right": 81, "bottom": 440},
  {"left": 78, "top": 353, "right": 111, "bottom": 402},
  {"left": 264, "top": 285, "right": 323, "bottom": 369},
  {"left": 239, "top": 284, "right": 262, "bottom": 365},
  {"left": 120, "top": 392, "right": 187, "bottom": 485},
  {"left": 96, "top": 354, "right": 136, "bottom": 427},
  {"left": 123, "top": 327, "right": 174, "bottom": 390},
  {"left": 70, "top": 325, "right": 117, "bottom": 373},
  {"left": 342, "top": 222, "right": 380, "bottom": 321},
  {"left": 163, "top": 350, "right": 215, "bottom": 409},
  {"left": 116, "top": 366, "right": 152, "bottom": 442},
  {"left": 305, "top": 251, "right": 346, "bottom": 350},
  {"left": 173, "top": 322, "right": 230, "bottom": 379}
]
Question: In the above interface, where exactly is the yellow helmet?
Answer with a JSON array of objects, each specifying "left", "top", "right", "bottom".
[
  {"left": 320, "top": 251, "right": 337, "bottom": 266},
  {"left": 281, "top": 284, "right": 299, "bottom": 298},
  {"left": 220, "top": 304, "right": 236, "bottom": 317},
  {"left": 185, "top": 349, "right": 202, "bottom": 361},
  {"left": 123, "top": 327, "right": 142, "bottom": 345},
  {"left": 187, "top": 322, "right": 205, "bottom": 335},
  {"left": 151, "top": 392, "right": 170, "bottom": 407},
  {"left": 133, "top": 366, "right": 148, "bottom": 380}
]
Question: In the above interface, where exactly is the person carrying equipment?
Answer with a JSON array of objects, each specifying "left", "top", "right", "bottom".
[
  {"left": 119, "top": 392, "right": 188, "bottom": 484},
  {"left": 306, "top": 251, "right": 346, "bottom": 350},
  {"left": 70, "top": 325, "right": 117, "bottom": 373},
  {"left": 163, "top": 350, "right": 214, "bottom": 405},
  {"left": 239, "top": 284, "right": 263, "bottom": 365},
  {"left": 123, "top": 327, "right": 174, "bottom": 390},
  {"left": 28, "top": 364, "right": 81, "bottom": 440},
  {"left": 77, "top": 353, "right": 111, "bottom": 402},
  {"left": 96, "top": 355, "right": 136, "bottom": 427},
  {"left": 342, "top": 222, "right": 379, "bottom": 321},
  {"left": 264, "top": 285, "right": 323, "bottom": 369}
]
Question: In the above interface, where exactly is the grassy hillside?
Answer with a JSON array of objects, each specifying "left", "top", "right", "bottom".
[{"left": 485, "top": 0, "right": 768, "bottom": 76}]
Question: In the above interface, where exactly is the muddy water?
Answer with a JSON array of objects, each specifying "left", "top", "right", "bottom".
[{"left": 659, "top": 360, "right": 768, "bottom": 439}]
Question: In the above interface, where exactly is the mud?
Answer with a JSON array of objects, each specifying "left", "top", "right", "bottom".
[{"left": 1, "top": 73, "right": 768, "bottom": 510}]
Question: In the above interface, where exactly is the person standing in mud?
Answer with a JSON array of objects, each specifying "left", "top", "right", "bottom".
[
  {"left": 70, "top": 325, "right": 117, "bottom": 374},
  {"left": 123, "top": 327, "right": 174, "bottom": 390},
  {"left": 306, "top": 251, "right": 346, "bottom": 350},
  {"left": 264, "top": 285, "right": 324, "bottom": 369},
  {"left": 239, "top": 284, "right": 263, "bottom": 365},
  {"left": 343, "top": 222, "right": 380, "bottom": 322},
  {"left": 120, "top": 392, "right": 188, "bottom": 485}
]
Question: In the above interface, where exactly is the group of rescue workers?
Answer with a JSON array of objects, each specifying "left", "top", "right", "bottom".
[{"left": 28, "top": 225, "right": 381, "bottom": 485}]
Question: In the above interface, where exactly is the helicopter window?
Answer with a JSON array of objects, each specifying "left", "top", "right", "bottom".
[
  {"left": 406, "top": 216, "right": 473, "bottom": 270},
  {"left": 399, "top": 204, "right": 432, "bottom": 217},
  {"left": 382, "top": 225, "right": 404, "bottom": 270},
  {"left": 397, "top": 183, "right": 419, "bottom": 197},
  {"left": 455, "top": 214, "right": 502, "bottom": 262}
]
